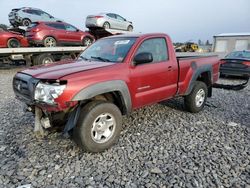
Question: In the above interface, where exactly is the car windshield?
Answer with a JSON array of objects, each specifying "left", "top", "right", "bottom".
[
  {"left": 225, "top": 51, "right": 250, "bottom": 59},
  {"left": 80, "top": 37, "right": 137, "bottom": 63}
]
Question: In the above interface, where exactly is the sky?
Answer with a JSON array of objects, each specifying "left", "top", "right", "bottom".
[{"left": 0, "top": 0, "right": 249, "bottom": 43}]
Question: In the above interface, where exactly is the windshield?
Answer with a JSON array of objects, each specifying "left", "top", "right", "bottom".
[
  {"left": 225, "top": 51, "right": 250, "bottom": 59},
  {"left": 80, "top": 37, "right": 137, "bottom": 63}
]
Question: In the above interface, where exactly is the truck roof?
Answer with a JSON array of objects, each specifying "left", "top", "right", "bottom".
[{"left": 105, "top": 33, "right": 169, "bottom": 39}]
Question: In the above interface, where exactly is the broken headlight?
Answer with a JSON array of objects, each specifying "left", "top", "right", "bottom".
[{"left": 34, "top": 82, "right": 66, "bottom": 104}]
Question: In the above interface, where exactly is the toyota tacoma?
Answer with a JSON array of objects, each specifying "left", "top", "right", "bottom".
[{"left": 13, "top": 33, "right": 220, "bottom": 152}]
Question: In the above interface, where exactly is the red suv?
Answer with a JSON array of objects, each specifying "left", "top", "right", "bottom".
[{"left": 26, "top": 21, "right": 94, "bottom": 47}]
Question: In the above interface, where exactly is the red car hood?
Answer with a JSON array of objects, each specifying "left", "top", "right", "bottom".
[{"left": 21, "top": 60, "right": 115, "bottom": 79}]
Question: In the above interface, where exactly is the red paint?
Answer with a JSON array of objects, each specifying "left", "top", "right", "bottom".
[
  {"left": 26, "top": 21, "right": 94, "bottom": 45},
  {"left": 0, "top": 31, "right": 28, "bottom": 48},
  {"left": 17, "top": 33, "right": 220, "bottom": 112}
]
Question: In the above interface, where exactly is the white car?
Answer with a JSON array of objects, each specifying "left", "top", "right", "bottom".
[
  {"left": 86, "top": 13, "right": 133, "bottom": 31},
  {"left": 8, "top": 7, "right": 62, "bottom": 27}
]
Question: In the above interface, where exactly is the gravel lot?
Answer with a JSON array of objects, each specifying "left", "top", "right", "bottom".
[{"left": 0, "top": 69, "right": 249, "bottom": 188}]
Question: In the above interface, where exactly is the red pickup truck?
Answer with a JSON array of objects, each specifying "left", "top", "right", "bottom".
[{"left": 13, "top": 33, "right": 220, "bottom": 152}]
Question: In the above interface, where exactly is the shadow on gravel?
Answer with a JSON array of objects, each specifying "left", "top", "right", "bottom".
[{"left": 158, "top": 98, "right": 186, "bottom": 112}]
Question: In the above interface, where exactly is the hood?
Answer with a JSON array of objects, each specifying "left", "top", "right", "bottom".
[{"left": 21, "top": 60, "right": 115, "bottom": 80}]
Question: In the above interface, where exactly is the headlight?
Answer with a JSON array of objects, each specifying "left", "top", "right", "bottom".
[{"left": 34, "top": 82, "right": 66, "bottom": 104}]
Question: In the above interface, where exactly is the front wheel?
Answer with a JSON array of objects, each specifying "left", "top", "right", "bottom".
[
  {"left": 184, "top": 81, "right": 208, "bottom": 113},
  {"left": 127, "top": 25, "right": 133, "bottom": 31},
  {"left": 73, "top": 101, "right": 122, "bottom": 152}
]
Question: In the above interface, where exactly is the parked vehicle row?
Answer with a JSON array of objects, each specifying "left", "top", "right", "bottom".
[{"left": 1, "top": 7, "right": 134, "bottom": 49}]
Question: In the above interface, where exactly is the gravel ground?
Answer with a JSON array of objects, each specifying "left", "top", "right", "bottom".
[{"left": 0, "top": 69, "right": 249, "bottom": 188}]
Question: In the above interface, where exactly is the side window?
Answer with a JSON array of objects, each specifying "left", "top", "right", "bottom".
[
  {"left": 107, "top": 13, "right": 116, "bottom": 19},
  {"left": 134, "top": 38, "right": 168, "bottom": 64},
  {"left": 116, "top": 15, "right": 125, "bottom": 21},
  {"left": 65, "top": 24, "right": 78, "bottom": 32},
  {"left": 46, "top": 23, "right": 66, "bottom": 30},
  {"left": 32, "top": 10, "right": 42, "bottom": 16},
  {"left": 40, "top": 11, "right": 51, "bottom": 18},
  {"left": 23, "top": 9, "right": 34, "bottom": 15}
]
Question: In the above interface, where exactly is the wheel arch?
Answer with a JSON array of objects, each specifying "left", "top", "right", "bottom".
[
  {"left": 6, "top": 37, "right": 20, "bottom": 47},
  {"left": 72, "top": 80, "right": 132, "bottom": 115},
  {"left": 43, "top": 35, "right": 57, "bottom": 42},
  {"left": 185, "top": 64, "right": 213, "bottom": 97}
]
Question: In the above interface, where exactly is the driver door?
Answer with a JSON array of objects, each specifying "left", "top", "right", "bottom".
[{"left": 129, "top": 37, "right": 178, "bottom": 108}]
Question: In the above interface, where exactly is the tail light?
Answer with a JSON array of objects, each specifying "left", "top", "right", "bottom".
[
  {"left": 242, "top": 61, "right": 250, "bottom": 67},
  {"left": 89, "top": 16, "right": 103, "bottom": 19}
]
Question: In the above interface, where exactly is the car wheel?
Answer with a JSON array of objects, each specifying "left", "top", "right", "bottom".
[
  {"left": 43, "top": 37, "right": 57, "bottom": 47},
  {"left": 127, "top": 25, "right": 133, "bottom": 32},
  {"left": 33, "top": 53, "right": 55, "bottom": 65},
  {"left": 82, "top": 37, "right": 93, "bottom": 46},
  {"left": 73, "top": 101, "right": 122, "bottom": 153},
  {"left": 184, "top": 81, "right": 208, "bottom": 113},
  {"left": 103, "top": 22, "right": 110, "bottom": 29},
  {"left": 22, "top": 19, "right": 31, "bottom": 27},
  {"left": 7, "top": 38, "right": 20, "bottom": 48}
]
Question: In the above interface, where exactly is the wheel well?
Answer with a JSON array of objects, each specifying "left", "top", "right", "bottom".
[
  {"left": 7, "top": 37, "right": 18, "bottom": 42},
  {"left": 87, "top": 91, "right": 127, "bottom": 115},
  {"left": 7, "top": 37, "right": 20, "bottom": 47},
  {"left": 197, "top": 71, "right": 212, "bottom": 97},
  {"left": 22, "top": 18, "right": 31, "bottom": 21},
  {"left": 43, "top": 36, "right": 57, "bottom": 42}
]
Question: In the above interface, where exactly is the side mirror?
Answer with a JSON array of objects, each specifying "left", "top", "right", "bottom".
[
  {"left": 76, "top": 29, "right": 79, "bottom": 32},
  {"left": 134, "top": 52, "right": 153, "bottom": 65}
]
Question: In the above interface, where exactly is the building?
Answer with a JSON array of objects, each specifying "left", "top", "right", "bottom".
[{"left": 213, "top": 33, "right": 250, "bottom": 53}]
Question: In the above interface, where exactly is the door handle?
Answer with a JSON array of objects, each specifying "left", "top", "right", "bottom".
[{"left": 167, "top": 66, "right": 172, "bottom": 71}]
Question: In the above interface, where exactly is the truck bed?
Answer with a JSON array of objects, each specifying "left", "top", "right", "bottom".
[{"left": 176, "top": 55, "right": 220, "bottom": 95}]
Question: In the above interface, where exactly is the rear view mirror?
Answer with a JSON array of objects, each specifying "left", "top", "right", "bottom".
[{"left": 134, "top": 52, "right": 153, "bottom": 65}]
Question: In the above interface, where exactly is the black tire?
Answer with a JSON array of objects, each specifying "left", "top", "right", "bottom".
[
  {"left": 127, "top": 25, "right": 133, "bottom": 31},
  {"left": 184, "top": 81, "right": 208, "bottom": 113},
  {"left": 82, "top": 37, "right": 93, "bottom": 46},
  {"left": 73, "top": 101, "right": 122, "bottom": 153},
  {"left": 7, "top": 38, "right": 20, "bottom": 48},
  {"left": 33, "top": 53, "right": 55, "bottom": 65},
  {"left": 103, "top": 22, "right": 110, "bottom": 29},
  {"left": 43, "top": 37, "right": 57, "bottom": 47},
  {"left": 60, "top": 55, "right": 72, "bottom": 61},
  {"left": 22, "top": 18, "right": 31, "bottom": 27}
]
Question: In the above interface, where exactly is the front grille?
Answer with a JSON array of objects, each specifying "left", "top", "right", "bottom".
[{"left": 13, "top": 73, "right": 39, "bottom": 105}]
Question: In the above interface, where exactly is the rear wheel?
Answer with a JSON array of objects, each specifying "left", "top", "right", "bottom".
[
  {"left": 184, "top": 81, "right": 208, "bottom": 113},
  {"left": 73, "top": 101, "right": 122, "bottom": 152},
  {"left": 22, "top": 19, "right": 31, "bottom": 27},
  {"left": 43, "top": 37, "right": 57, "bottom": 47},
  {"left": 7, "top": 38, "right": 20, "bottom": 48},
  {"left": 103, "top": 22, "right": 110, "bottom": 29},
  {"left": 127, "top": 25, "right": 133, "bottom": 31},
  {"left": 82, "top": 37, "right": 93, "bottom": 46}
]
